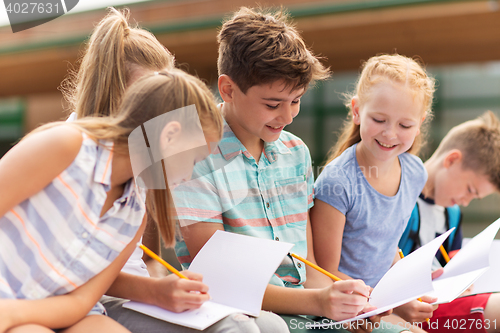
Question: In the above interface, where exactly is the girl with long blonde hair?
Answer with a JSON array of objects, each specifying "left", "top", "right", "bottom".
[{"left": 311, "top": 54, "right": 436, "bottom": 332}]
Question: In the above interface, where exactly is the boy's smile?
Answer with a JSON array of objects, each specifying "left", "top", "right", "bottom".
[{"left": 220, "top": 76, "right": 304, "bottom": 159}]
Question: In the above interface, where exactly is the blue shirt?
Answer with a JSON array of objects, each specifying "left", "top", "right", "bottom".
[
  {"left": 314, "top": 143, "right": 427, "bottom": 287},
  {"left": 173, "top": 121, "right": 314, "bottom": 288}
]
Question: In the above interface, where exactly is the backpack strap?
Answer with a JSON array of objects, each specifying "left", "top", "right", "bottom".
[
  {"left": 445, "top": 204, "right": 462, "bottom": 250},
  {"left": 399, "top": 202, "right": 421, "bottom": 256}
]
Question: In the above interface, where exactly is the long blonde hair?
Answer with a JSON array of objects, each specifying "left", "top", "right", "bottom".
[
  {"left": 325, "top": 54, "right": 435, "bottom": 166},
  {"left": 40, "top": 69, "right": 223, "bottom": 246},
  {"left": 61, "top": 7, "right": 174, "bottom": 118}
]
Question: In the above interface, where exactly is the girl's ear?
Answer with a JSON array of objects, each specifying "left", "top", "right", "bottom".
[
  {"left": 160, "top": 121, "right": 182, "bottom": 152},
  {"left": 415, "top": 113, "right": 427, "bottom": 135},
  {"left": 218, "top": 75, "right": 235, "bottom": 102},
  {"left": 443, "top": 149, "right": 463, "bottom": 168},
  {"left": 352, "top": 97, "right": 361, "bottom": 125}
]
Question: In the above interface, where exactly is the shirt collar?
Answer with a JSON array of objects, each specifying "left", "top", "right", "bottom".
[
  {"left": 419, "top": 192, "right": 435, "bottom": 205},
  {"left": 94, "top": 139, "right": 114, "bottom": 188},
  {"left": 217, "top": 119, "right": 292, "bottom": 163}
]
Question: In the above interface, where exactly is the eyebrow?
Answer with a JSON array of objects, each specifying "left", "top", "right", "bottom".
[{"left": 262, "top": 91, "right": 305, "bottom": 102}]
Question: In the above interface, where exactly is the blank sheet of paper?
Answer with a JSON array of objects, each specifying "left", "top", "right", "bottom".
[
  {"left": 188, "top": 230, "right": 294, "bottom": 316},
  {"left": 124, "top": 230, "right": 293, "bottom": 329},
  {"left": 431, "top": 218, "right": 500, "bottom": 303},
  {"left": 465, "top": 239, "right": 500, "bottom": 294},
  {"left": 331, "top": 229, "right": 453, "bottom": 325}
]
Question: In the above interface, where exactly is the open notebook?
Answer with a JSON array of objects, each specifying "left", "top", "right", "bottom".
[
  {"left": 322, "top": 217, "right": 500, "bottom": 326},
  {"left": 463, "top": 238, "right": 500, "bottom": 295},
  {"left": 123, "top": 230, "right": 293, "bottom": 330},
  {"left": 325, "top": 229, "right": 454, "bottom": 326},
  {"left": 430, "top": 217, "right": 500, "bottom": 303}
]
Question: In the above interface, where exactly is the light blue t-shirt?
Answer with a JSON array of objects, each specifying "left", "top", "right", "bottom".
[{"left": 314, "top": 143, "right": 427, "bottom": 287}]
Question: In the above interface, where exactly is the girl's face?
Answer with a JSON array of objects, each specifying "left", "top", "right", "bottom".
[
  {"left": 162, "top": 124, "right": 219, "bottom": 189},
  {"left": 353, "top": 81, "right": 425, "bottom": 163}
]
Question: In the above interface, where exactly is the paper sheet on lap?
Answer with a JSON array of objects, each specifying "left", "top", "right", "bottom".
[
  {"left": 124, "top": 230, "right": 293, "bottom": 330},
  {"left": 463, "top": 238, "right": 500, "bottom": 295},
  {"left": 323, "top": 218, "right": 500, "bottom": 326},
  {"left": 320, "top": 230, "right": 454, "bottom": 326}
]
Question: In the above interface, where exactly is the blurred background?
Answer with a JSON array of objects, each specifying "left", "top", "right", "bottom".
[{"left": 1, "top": 0, "right": 499, "bottom": 239}]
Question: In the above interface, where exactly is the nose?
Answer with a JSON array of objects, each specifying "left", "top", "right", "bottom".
[
  {"left": 280, "top": 104, "right": 297, "bottom": 125},
  {"left": 382, "top": 124, "right": 397, "bottom": 140}
]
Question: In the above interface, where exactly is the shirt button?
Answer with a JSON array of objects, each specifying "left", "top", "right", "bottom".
[
  {"left": 266, "top": 202, "right": 270, "bottom": 209},
  {"left": 82, "top": 232, "right": 89, "bottom": 239},
  {"left": 297, "top": 262, "right": 302, "bottom": 268},
  {"left": 275, "top": 236, "right": 279, "bottom": 241}
]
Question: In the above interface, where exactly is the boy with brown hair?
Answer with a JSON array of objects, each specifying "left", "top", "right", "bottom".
[
  {"left": 173, "top": 7, "right": 407, "bottom": 333},
  {"left": 399, "top": 110, "right": 500, "bottom": 332}
]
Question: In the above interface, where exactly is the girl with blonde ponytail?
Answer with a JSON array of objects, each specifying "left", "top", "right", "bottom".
[
  {"left": 61, "top": 7, "right": 174, "bottom": 119},
  {"left": 56, "top": 8, "right": 287, "bottom": 333},
  {"left": 311, "top": 54, "right": 437, "bottom": 330},
  {"left": 0, "top": 67, "right": 225, "bottom": 333}
]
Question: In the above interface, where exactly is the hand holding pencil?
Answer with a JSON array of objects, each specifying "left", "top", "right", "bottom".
[{"left": 139, "top": 243, "right": 211, "bottom": 312}]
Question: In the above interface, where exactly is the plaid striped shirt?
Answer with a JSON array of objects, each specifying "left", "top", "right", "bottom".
[
  {"left": 173, "top": 121, "right": 313, "bottom": 288},
  {"left": 0, "top": 133, "right": 145, "bottom": 299}
]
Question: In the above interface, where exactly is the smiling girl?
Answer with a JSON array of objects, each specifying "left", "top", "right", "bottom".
[{"left": 311, "top": 54, "right": 436, "bottom": 330}]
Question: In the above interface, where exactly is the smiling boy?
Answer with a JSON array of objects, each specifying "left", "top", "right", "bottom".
[{"left": 170, "top": 7, "right": 411, "bottom": 333}]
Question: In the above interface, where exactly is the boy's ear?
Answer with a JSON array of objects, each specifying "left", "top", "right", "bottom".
[
  {"left": 443, "top": 149, "right": 463, "bottom": 168},
  {"left": 218, "top": 75, "right": 235, "bottom": 102},
  {"left": 160, "top": 121, "right": 182, "bottom": 152},
  {"left": 352, "top": 97, "right": 361, "bottom": 125}
]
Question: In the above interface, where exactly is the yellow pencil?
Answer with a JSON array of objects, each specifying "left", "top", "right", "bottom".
[
  {"left": 439, "top": 245, "right": 451, "bottom": 263},
  {"left": 290, "top": 252, "right": 342, "bottom": 281},
  {"left": 290, "top": 253, "right": 371, "bottom": 299},
  {"left": 139, "top": 243, "right": 189, "bottom": 280},
  {"left": 398, "top": 249, "right": 430, "bottom": 324}
]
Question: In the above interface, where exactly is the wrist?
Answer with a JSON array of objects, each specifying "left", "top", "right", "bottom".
[{"left": 2, "top": 299, "right": 24, "bottom": 328}]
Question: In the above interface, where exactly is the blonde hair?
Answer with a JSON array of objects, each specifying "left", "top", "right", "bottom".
[
  {"left": 433, "top": 111, "right": 500, "bottom": 191},
  {"left": 218, "top": 7, "right": 330, "bottom": 93},
  {"left": 61, "top": 7, "right": 174, "bottom": 118},
  {"left": 38, "top": 69, "right": 223, "bottom": 246},
  {"left": 325, "top": 54, "right": 435, "bottom": 165}
]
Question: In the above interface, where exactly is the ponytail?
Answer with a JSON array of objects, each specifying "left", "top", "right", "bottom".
[{"left": 61, "top": 7, "right": 174, "bottom": 119}]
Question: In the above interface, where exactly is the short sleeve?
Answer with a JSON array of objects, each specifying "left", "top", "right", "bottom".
[
  {"left": 314, "top": 162, "right": 352, "bottom": 215},
  {"left": 171, "top": 159, "right": 223, "bottom": 226},
  {"left": 303, "top": 144, "right": 314, "bottom": 210}
]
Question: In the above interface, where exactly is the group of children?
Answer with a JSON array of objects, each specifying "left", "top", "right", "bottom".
[{"left": 1, "top": 5, "right": 499, "bottom": 333}]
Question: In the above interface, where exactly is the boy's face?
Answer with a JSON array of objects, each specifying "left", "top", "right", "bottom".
[
  {"left": 222, "top": 77, "right": 304, "bottom": 144},
  {"left": 433, "top": 154, "right": 496, "bottom": 207}
]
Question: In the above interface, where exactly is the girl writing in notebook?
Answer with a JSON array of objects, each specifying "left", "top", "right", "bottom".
[
  {"left": 0, "top": 69, "right": 222, "bottom": 333},
  {"left": 62, "top": 8, "right": 287, "bottom": 332},
  {"left": 311, "top": 54, "right": 437, "bottom": 331}
]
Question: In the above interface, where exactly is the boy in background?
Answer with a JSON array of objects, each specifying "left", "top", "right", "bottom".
[{"left": 399, "top": 111, "right": 500, "bottom": 333}]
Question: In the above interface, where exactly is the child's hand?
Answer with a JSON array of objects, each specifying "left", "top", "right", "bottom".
[
  {"left": 344, "top": 303, "right": 392, "bottom": 333},
  {"left": 151, "top": 271, "right": 210, "bottom": 313},
  {"left": 393, "top": 296, "right": 438, "bottom": 323},
  {"left": 431, "top": 268, "right": 444, "bottom": 280},
  {"left": 319, "top": 279, "right": 370, "bottom": 321}
]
